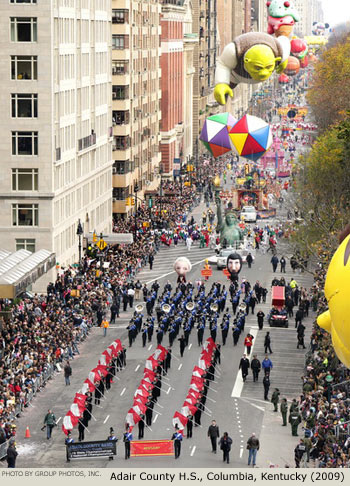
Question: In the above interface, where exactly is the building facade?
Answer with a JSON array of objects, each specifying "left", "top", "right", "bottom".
[
  {"left": 294, "top": 0, "right": 324, "bottom": 37},
  {"left": 111, "top": 0, "right": 161, "bottom": 217},
  {"left": 0, "top": 0, "right": 113, "bottom": 267}
]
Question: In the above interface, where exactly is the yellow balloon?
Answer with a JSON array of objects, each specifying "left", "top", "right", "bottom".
[{"left": 317, "top": 234, "right": 350, "bottom": 367}]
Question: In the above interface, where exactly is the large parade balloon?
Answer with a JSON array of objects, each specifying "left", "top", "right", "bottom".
[
  {"left": 173, "top": 256, "right": 192, "bottom": 284},
  {"left": 317, "top": 229, "right": 350, "bottom": 368},
  {"left": 300, "top": 56, "right": 309, "bottom": 69},
  {"left": 290, "top": 38, "right": 308, "bottom": 60},
  {"left": 199, "top": 113, "right": 237, "bottom": 158},
  {"left": 284, "top": 56, "right": 300, "bottom": 76},
  {"left": 229, "top": 114, "right": 272, "bottom": 162},
  {"left": 267, "top": 0, "right": 300, "bottom": 37},
  {"left": 214, "top": 32, "right": 290, "bottom": 105},
  {"left": 278, "top": 73, "right": 289, "bottom": 84}
]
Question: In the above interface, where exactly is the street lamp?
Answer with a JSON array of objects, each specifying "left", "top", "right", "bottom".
[
  {"left": 76, "top": 219, "right": 83, "bottom": 264},
  {"left": 134, "top": 183, "right": 139, "bottom": 242}
]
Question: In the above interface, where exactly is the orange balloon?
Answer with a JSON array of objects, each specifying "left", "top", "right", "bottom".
[{"left": 284, "top": 56, "right": 300, "bottom": 76}]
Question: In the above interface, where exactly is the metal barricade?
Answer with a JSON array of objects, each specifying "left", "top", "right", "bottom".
[{"left": 0, "top": 439, "right": 10, "bottom": 460}]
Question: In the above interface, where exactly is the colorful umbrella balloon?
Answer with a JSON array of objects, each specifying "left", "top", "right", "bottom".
[
  {"left": 200, "top": 112, "right": 237, "bottom": 158},
  {"left": 228, "top": 115, "right": 272, "bottom": 162}
]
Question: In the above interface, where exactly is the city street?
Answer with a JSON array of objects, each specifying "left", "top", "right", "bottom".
[{"left": 11, "top": 198, "right": 315, "bottom": 469}]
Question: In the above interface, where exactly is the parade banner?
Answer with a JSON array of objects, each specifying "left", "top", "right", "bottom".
[
  {"left": 67, "top": 440, "right": 117, "bottom": 460},
  {"left": 130, "top": 439, "right": 174, "bottom": 457}
]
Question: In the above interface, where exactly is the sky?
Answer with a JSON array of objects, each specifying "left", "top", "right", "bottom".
[{"left": 322, "top": 0, "right": 350, "bottom": 27}]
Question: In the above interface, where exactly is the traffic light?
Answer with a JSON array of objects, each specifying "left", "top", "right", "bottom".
[{"left": 131, "top": 197, "right": 135, "bottom": 205}]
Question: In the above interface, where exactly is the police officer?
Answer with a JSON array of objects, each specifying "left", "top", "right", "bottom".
[
  {"left": 289, "top": 407, "right": 302, "bottom": 436},
  {"left": 280, "top": 398, "right": 288, "bottom": 426},
  {"left": 294, "top": 439, "right": 307, "bottom": 467}
]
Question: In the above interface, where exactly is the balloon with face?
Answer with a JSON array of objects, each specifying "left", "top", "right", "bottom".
[
  {"left": 226, "top": 253, "right": 243, "bottom": 283},
  {"left": 174, "top": 256, "right": 192, "bottom": 283}
]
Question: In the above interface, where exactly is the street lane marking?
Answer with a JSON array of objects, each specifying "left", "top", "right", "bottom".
[
  {"left": 231, "top": 328, "right": 258, "bottom": 398},
  {"left": 153, "top": 414, "right": 158, "bottom": 424},
  {"left": 104, "top": 415, "right": 110, "bottom": 424},
  {"left": 188, "top": 343, "right": 192, "bottom": 350},
  {"left": 191, "top": 446, "right": 196, "bottom": 456},
  {"left": 240, "top": 448, "right": 244, "bottom": 458},
  {"left": 148, "top": 344, "right": 153, "bottom": 350},
  {"left": 178, "top": 363, "right": 183, "bottom": 370},
  {"left": 135, "top": 364, "right": 140, "bottom": 372},
  {"left": 56, "top": 417, "right": 61, "bottom": 424},
  {"left": 120, "top": 387, "right": 126, "bottom": 396}
]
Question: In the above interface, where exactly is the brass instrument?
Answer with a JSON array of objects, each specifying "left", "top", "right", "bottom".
[
  {"left": 185, "top": 302, "right": 195, "bottom": 311},
  {"left": 135, "top": 304, "right": 144, "bottom": 313},
  {"left": 210, "top": 303, "right": 219, "bottom": 312},
  {"left": 162, "top": 303, "right": 171, "bottom": 313}
]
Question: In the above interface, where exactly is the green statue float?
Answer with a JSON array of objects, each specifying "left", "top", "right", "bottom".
[{"left": 214, "top": 176, "right": 243, "bottom": 247}]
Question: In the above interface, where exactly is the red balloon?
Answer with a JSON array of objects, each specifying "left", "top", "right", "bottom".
[
  {"left": 284, "top": 56, "right": 300, "bottom": 76},
  {"left": 278, "top": 73, "right": 289, "bottom": 84},
  {"left": 300, "top": 56, "right": 309, "bottom": 69},
  {"left": 290, "top": 38, "right": 307, "bottom": 55}
]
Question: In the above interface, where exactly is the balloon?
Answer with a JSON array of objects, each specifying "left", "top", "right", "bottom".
[
  {"left": 290, "top": 38, "right": 308, "bottom": 60},
  {"left": 284, "top": 56, "right": 300, "bottom": 76},
  {"left": 278, "top": 73, "right": 289, "bottom": 84},
  {"left": 229, "top": 114, "right": 273, "bottom": 162},
  {"left": 267, "top": 0, "right": 300, "bottom": 37},
  {"left": 200, "top": 113, "right": 237, "bottom": 158},
  {"left": 173, "top": 256, "right": 192, "bottom": 283},
  {"left": 227, "top": 253, "right": 243, "bottom": 282},
  {"left": 214, "top": 32, "right": 290, "bottom": 105},
  {"left": 317, "top": 231, "right": 350, "bottom": 368}
]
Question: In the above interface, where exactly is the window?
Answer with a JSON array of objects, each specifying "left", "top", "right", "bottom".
[
  {"left": 11, "top": 56, "right": 37, "bottom": 80},
  {"left": 12, "top": 203, "right": 38, "bottom": 226},
  {"left": 112, "top": 35, "right": 129, "bottom": 49},
  {"left": 12, "top": 131, "right": 38, "bottom": 155},
  {"left": 112, "top": 111, "right": 129, "bottom": 125},
  {"left": 11, "top": 94, "right": 38, "bottom": 118},
  {"left": 16, "top": 239, "right": 36, "bottom": 253},
  {"left": 112, "top": 61, "right": 128, "bottom": 75},
  {"left": 112, "top": 86, "right": 128, "bottom": 100},
  {"left": 112, "top": 10, "right": 129, "bottom": 24},
  {"left": 113, "top": 188, "right": 129, "bottom": 200},
  {"left": 12, "top": 169, "right": 38, "bottom": 191},
  {"left": 10, "top": 17, "right": 37, "bottom": 42},
  {"left": 114, "top": 136, "right": 130, "bottom": 150},
  {"left": 11, "top": 0, "right": 37, "bottom": 3}
]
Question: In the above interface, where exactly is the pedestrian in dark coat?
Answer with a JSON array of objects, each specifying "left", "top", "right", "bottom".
[
  {"left": 239, "top": 354, "right": 250, "bottom": 382},
  {"left": 187, "top": 415, "right": 193, "bottom": 438},
  {"left": 219, "top": 432, "right": 233, "bottom": 464},
  {"left": 264, "top": 332, "right": 272, "bottom": 354},
  {"left": 178, "top": 335, "right": 186, "bottom": 357},
  {"left": 246, "top": 253, "right": 253, "bottom": 268},
  {"left": 263, "top": 374, "right": 270, "bottom": 400},
  {"left": 256, "top": 311, "right": 265, "bottom": 330},
  {"left": 172, "top": 427, "right": 183, "bottom": 459},
  {"left": 280, "top": 256, "right": 286, "bottom": 273},
  {"left": 123, "top": 425, "right": 133, "bottom": 459},
  {"left": 6, "top": 442, "right": 18, "bottom": 468},
  {"left": 138, "top": 415, "right": 145, "bottom": 440},
  {"left": 271, "top": 255, "right": 279, "bottom": 272},
  {"left": 149, "top": 254, "right": 154, "bottom": 270},
  {"left": 295, "top": 307, "right": 304, "bottom": 328},
  {"left": 251, "top": 355, "right": 261, "bottom": 382},
  {"left": 207, "top": 420, "right": 220, "bottom": 453}
]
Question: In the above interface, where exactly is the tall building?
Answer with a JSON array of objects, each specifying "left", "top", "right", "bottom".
[
  {"left": 294, "top": 0, "right": 324, "bottom": 36},
  {"left": 0, "top": 0, "right": 113, "bottom": 267},
  {"left": 159, "top": 1, "right": 185, "bottom": 176},
  {"left": 111, "top": 0, "right": 161, "bottom": 217},
  {"left": 192, "top": 0, "right": 221, "bottom": 156}
]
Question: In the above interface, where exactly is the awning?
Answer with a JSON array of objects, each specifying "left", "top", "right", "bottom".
[{"left": 0, "top": 249, "right": 56, "bottom": 299}]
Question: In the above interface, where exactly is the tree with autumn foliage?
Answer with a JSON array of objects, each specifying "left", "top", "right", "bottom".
[
  {"left": 290, "top": 112, "right": 350, "bottom": 265},
  {"left": 307, "top": 33, "right": 350, "bottom": 131}
]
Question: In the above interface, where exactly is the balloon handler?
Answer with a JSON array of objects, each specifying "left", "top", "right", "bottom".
[{"left": 213, "top": 32, "right": 290, "bottom": 105}]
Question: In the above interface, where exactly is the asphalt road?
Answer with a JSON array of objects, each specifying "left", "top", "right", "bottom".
[{"left": 10, "top": 196, "right": 315, "bottom": 469}]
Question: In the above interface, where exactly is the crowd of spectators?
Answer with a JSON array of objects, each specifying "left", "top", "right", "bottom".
[
  {"left": 296, "top": 266, "right": 350, "bottom": 468},
  {"left": 1, "top": 154, "right": 229, "bottom": 445}
]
